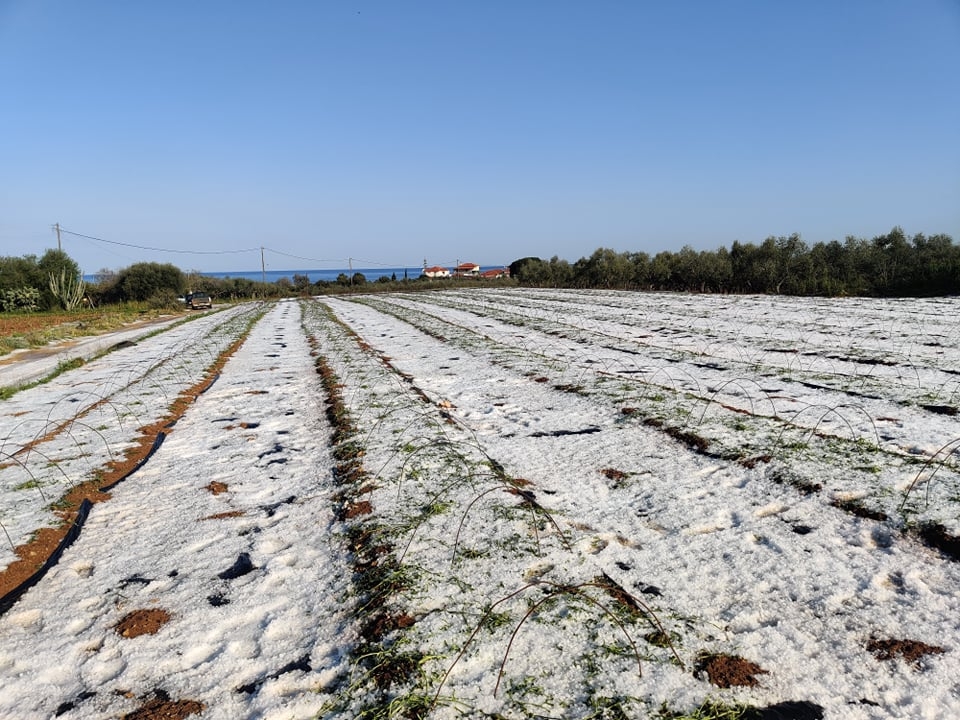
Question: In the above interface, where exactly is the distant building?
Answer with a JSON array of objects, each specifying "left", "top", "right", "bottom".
[
  {"left": 480, "top": 267, "right": 510, "bottom": 279},
  {"left": 422, "top": 265, "right": 451, "bottom": 278},
  {"left": 453, "top": 262, "right": 481, "bottom": 277}
]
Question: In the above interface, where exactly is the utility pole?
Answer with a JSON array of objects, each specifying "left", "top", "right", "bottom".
[
  {"left": 348, "top": 257, "right": 353, "bottom": 286},
  {"left": 53, "top": 222, "right": 62, "bottom": 251},
  {"left": 261, "top": 247, "right": 266, "bottom": 285}
]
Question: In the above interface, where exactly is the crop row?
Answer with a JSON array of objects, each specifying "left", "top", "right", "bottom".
[
  {"left": 301, "top": 295, "right": 890, "bottom": 719},
  {"left": 300, "top": 298, "right": 723, "bottom": 719},
  {"left": 0, "top": 303, "right": 267, "bottom": 572},
  {"left": 339, "top": 292, "right": 959, "bottom": 537}
]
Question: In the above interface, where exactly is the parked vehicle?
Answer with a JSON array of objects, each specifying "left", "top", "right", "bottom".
[{"left": 185, "top": 292, "right": 212, "bottom": 310}]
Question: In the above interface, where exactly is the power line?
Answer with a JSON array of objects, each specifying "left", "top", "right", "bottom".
[
  {"left": 262, "top": 248, "right": 348, "bottom": 265},
  {"left": 348, "top": 257, "right": 420, "bottom": 268},
  {"left": 263, "top": 249, "right": 417, "bottom": 268},
  {"left": 57, "top": 226, "right": 465, "bottom": 271},
  {"left": 60, "top": 227, "right": 260, "bottom": 255}
]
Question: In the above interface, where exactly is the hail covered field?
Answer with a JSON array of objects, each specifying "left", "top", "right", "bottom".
[{"left": 0, "top": 290, "right": 957, "bottom": 720}]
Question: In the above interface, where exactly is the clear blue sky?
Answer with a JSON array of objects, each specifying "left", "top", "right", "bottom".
[{"left": 2, "top": 1, "right": 958, "bottom": 274}]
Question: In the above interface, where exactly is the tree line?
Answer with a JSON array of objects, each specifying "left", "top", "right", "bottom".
[
  {"left": 0, "top": 255, "right": 455, "bottom": 312},
  {"left": 4, "top": 227, "right": 956, "bottom": 313},
  {"left": 510, "top": 227, "right": 958, "bottom": 296},
  {"left": 0, "top": 254, "right": 283, "bottom": 311}
]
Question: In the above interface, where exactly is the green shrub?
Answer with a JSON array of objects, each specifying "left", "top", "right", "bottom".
[
  {"left": 1, "top": 287, "right": 41, "bottom": 312},
  {"left": 147, "top": 288, "right": 184, "bottom": 310}
]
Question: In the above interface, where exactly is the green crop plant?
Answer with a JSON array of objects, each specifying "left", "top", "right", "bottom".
[
  {"left": 431, "top": 575, "right": 681, "bottom": 709},
  {"left": 656, "top": 699, "right": 754, "bottom": 720}
]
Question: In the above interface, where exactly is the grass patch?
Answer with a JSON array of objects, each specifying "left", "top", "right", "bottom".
[{"left": 0, "top": 306, "right": 186, "bottom": 357}]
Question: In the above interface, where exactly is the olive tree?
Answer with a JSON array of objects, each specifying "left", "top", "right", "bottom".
[{"left": 116, "top": 262, "right": 186, "bottom": 302}]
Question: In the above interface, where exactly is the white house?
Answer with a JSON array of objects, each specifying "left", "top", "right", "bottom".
[{"left": 422, "top": 265, "right": 451, "bottom": 278}]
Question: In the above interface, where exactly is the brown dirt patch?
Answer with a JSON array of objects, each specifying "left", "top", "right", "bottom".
[
  {"left": 600, "top": 467, "right": 629, "bottom": 487},
  {"left": 695, "top": 652, "right": 768, "bottom": 687},
  {"left": 738, "top": 454, "right": 773, "bottom": 469},
  {"left": 342, "top": 500, "right": 373, "bottom": 519},
  {"left": 361, "top": 612, "right": 416, "bottom": 641},
  {"left": 0, "top": 312, "right": 89, "bottom": 337},
  {"left": 867, "top": 637, "right": 945, "bottom": 669},
  {"left": 0, "top": 311, "right": 182, "bottom": 339},
  {"left": 115, "top": 608, "right": 172, "bottom": 638},
  {"left": 121, "top": 690, "right": 204, "bottom": 720},
  {"left": 205, "top": 481, "right": 229, "bottom": 495},
  {"left": 594, "top": 573, "right": 645, "bottom": 617},
  {"left": 204, "top": 510, "right": 245, "bottom": 520}
]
